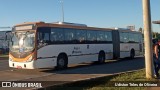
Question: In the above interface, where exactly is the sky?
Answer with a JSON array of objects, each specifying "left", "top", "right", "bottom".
[{"left": 0, "top": 0, "right": 160, "bottom": 32}]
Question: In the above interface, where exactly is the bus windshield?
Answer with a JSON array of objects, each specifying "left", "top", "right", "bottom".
[{"left": 10, "top": 31, "right": 35, "bottom": 53}]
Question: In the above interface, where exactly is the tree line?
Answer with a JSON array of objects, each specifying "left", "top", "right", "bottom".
[{"left": 139, "top": 27, "right": 160, "bottom": 40}]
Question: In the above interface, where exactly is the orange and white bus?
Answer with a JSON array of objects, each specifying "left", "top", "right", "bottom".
[{"left": 9, "top": 22, "right": 143, "bottom": 69}]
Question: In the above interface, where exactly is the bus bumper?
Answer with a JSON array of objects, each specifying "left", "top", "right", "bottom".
[{"left": 9, "top": 60, "right": 35, "bottom": 69}]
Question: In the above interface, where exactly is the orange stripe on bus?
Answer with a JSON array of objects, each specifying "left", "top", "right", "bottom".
[{"left": 9, "top": 52, "right": 34, "bottom": 62}]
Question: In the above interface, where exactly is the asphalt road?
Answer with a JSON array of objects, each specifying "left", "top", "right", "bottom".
[
  {"left": 0, "top": 56, "right": 145, "bottom": 80},
  {"left": 0, "top": 57, "right": 9, "bottom": 71}
]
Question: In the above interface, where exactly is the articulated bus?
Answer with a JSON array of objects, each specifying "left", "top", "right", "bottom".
[{"left": 9, "top": 22, "right": 143, "bottom": 69}]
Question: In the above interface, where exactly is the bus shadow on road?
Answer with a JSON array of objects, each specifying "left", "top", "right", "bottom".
[{"left": 40, "top": 57, "right": 145, "bottom": 75}]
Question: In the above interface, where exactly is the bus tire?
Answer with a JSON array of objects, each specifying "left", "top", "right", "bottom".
[
  {"left": 57, "top": 54, "right": 68, "bottom": 69},
  {"left": 130, "top": 49, "right": 135, "bottom": 59},
  {"left": 98, "top": 52, "right": 105, "bottom": 64}
]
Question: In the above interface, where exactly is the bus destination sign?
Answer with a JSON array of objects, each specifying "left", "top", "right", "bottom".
[{"left": 15, "top": 25, "right": 34, "bottom": 30}]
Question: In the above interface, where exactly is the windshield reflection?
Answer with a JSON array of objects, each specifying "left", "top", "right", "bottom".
[{"left": 10, "top": 31, "right": 35, "bottom": 53}]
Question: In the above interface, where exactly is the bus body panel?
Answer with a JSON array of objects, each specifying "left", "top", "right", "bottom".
[
  {"left": 35, "top": 58, "right": 57, "bottom": 68},
  {"left": 120, "top": 43, "right": 141, "bottom": 58},
  {"left": 37, "top": 44, "right": 113, "bottom": 67},
  {"left": 9, "top": 59, "right": 57, "bottom": 69},
  {"left": 9, "top": 60, "right": 35, "bottom": 69},
  {"left": 9, "top": 44, "right": 113, "bottom": 69}
]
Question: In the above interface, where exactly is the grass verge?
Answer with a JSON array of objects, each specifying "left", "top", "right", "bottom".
[{"left": 47, "top": 69, "right": 158, "bottom": 90}]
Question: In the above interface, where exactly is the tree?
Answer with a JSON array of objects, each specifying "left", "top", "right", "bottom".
[
  {"left": 152, "top": 32, "right": 160, "bottom": 40},
  {"left": 139, "top": 27, "right": 143, "bottom": 33}
]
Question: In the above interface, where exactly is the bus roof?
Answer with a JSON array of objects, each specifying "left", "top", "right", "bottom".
[
  {"left": 14, "top": 21, "right": 116, "bottom": 31},
  {"left": 0, "top": 30, "right": 11, "bottom": 32},
  {"left": 14, "top": 21, "right": 141, "bottom": 33}
]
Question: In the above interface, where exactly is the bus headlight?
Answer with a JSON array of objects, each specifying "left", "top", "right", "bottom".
[{"left": 26, "top": 56, "right": 33, "bottom": 62}]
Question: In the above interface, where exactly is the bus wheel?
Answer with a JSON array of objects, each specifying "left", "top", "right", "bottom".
[
  {"left": 130, "top": 49, "right": 135, "bottom": 59},
  {"left": 98, "top": 52, "right": 105, "bottom": 64},
  {"left": 57, "top": 55, "right": 68, "bottom": 69}
]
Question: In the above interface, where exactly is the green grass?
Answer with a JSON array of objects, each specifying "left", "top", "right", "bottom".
[
  {"left": 50, "top": 69, "right": 156, "bottom": 90},
  {"left": 85, "top": 69, "right": 147, "bottom": 90},
  {"left": 111, "top": 69, "right": 146, "bottom": 81}
]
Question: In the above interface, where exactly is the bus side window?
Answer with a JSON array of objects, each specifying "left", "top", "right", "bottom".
[
  {"left": 134, "top": 34, "right": 139, "bottom": 43},
  {"left": 38, "top": 32, "right": 45, "bottom": 44},
  {"left": 43, "top": 33, "right": 49, "bottom": 42},
  {"left": 38, "top": 32, "right": 50, "bottom": 43},
  {"left": 50, "top": 28, "right": 64, "bottom": 44},
  {"left": 38, "top": 32, "right": 42, "bottom": 41},
  {"left": 128, "top": 33, "right": 134, "bottom": 43},
  {"left": 64, "top": 28, "right": 76, "bottom": 44},
  {"left": 105, "top": 31, "right": 112, "bottom": 43},
  {"left": 87, "top": 30, "right": 97, "bottom": 43},
  {"left": 76, "top": 29, "right": 86, "bottom": 43},
  {"left": 120, "top": 32, "right": 128, "bottom": 43}
]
